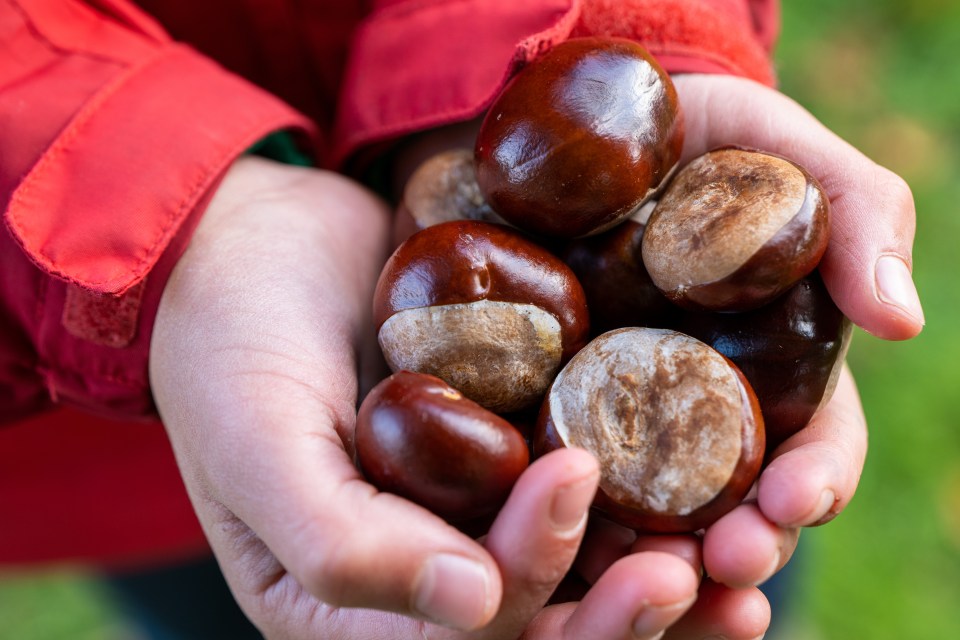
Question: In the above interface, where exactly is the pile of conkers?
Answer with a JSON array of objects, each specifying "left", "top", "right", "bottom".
[{"left": 355, "top": 37, "right": 851, "bottom": 533}]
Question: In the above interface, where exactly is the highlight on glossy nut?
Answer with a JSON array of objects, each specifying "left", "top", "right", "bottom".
[
  {"left": 475, "top": 37, "right": 684, "bottom": 239},
  {"left": 374, "top": 220, "right": 590, "bottom": 413},
  {"left": 680, "top": 272, "right": 852, "bottom": 450},
  {"left": 642, "top": 148, "right": 830, "bottom": 312},
  {"left": 535, "top": 328, "right": 764, "bottom": 533},
  {"left": 355, "top": 371, "right": 529, "bottom": 520}
]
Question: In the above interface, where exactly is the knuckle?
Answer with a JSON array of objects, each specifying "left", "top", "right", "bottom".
[
  {"left": 299, "top": 536, "right": 356, "bottom": 607},
  {"left": 873, "top": 168, "right": 915, "bottom": 213},
  {"left": 521, "top": 555, "right": 574, "bottom": 592}
]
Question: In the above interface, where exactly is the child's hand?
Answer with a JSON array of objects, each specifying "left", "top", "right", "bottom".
[
  {"left": 148, "top": 156, "right": 705, "bottom": 639},
  {"left": 674, "top": 73, "right": 924, "bottom": 340}
]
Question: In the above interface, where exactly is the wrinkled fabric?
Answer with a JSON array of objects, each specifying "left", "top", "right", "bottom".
[{"left": 0, "top": 0, "right": 778, "bottom": 566}]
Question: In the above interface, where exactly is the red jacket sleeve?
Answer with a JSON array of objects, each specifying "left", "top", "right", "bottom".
[
  {"left": 0, "top": 0, "right": 316, "bottom": 419},
  {"left": 333, "top": 0, "right": 779, "bottom": 169}
]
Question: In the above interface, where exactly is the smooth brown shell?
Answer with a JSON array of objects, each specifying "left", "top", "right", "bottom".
[
  {"left": 642, "top": 148, "right": 830, "bottom": 312},
  {"left": 680, "top": 272, "right": 852, "bottom": 451},
  {"left": 534, "top": 328, "right": 764, "bottom": 533},
  {"left": 374, "top": 220, "right": 590, "bottom": 412},
  {"left": 356, "top": 371, "right": 529, "bottom": 520},
  {"left": 475, "top": 37, "right": 684, "bottom": 238}
]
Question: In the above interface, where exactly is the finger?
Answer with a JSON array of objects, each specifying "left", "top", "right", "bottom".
[
  {"left": 469, "top": 448, "right": 600, "bottom": 639},
  {"left": 758, "top": 365, "right": 867, "bottom": 527},
  {"left": 631, "top": 534, "right": 703, "bottom": 576},
  {"left": 702, "top": 503, "right": 800, "bottom": 589},
  {"left": 562, "top": 552, "right": 700, "bottom": 640},
  {"left": 574, "top": 523, "right": 701, "bottom": 586},
  {"left": 189, "top": 395, "right": 502, "bottom": 632},
  {"left": 663, "top": 579, "right": 770, "bottom": 640},
  {"left": 673, "top": 73, "right": 924, "bottom": 340},
  {"left": 298, "top": 448, "right": 599, "bottom": 640},
  {"left": 573, "top": 517, "right": 637, "bottom": 585}
]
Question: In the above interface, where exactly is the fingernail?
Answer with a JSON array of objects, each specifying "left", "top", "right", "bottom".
[
  {"left": 876, "top": 255, "right": 925, "bottom": 326},
  {"left": 754, "top": 549, "right": 782, "bottom": 587},
  {"left": 550, "top": 475, "right": 598, "bottom": 532},
  {"left": 632, "top": 597, "right": 696, "bottom": 638},
  {"left": 412, "top": 554, "right": 491, "bottom": 630},
  {"left": 811, "top": 489, "right": 838, "bottom": 525}
]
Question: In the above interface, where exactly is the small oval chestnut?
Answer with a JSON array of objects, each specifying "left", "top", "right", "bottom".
[
  {"left": 680, "top": 272, "right": 852, "bottom": 451},
  {"left": 562, "top": 206, "right": 678, "bottom": 335},
  {"left": 356, "top": 371, "right": 529, "bottom": 520},
  {"left": 535, "top": 328, "right": 764, "bottom": 533},
  {"left": 475, "top": 37, "right": 684, "bottom": 238},
  {"left": 642, "top": 148, "right": 830, "bottom": 312},
  {"left": 374, "top": 220, "right": 590, "bottom": 413}
]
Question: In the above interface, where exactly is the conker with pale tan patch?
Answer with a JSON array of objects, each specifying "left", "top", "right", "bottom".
[
  {"left": 535, "top": 328, "right": 764, "bottom": 533},
  {"left": 680, "top": 272, "right": 852, "bottom": 451},
  {"left": 393, "top": 149, "right": 508, "bottom": 246},
  {"left": 356, "top": 371, "right": 529, "bottom": 520},
  {"left": 374, "top": 220, "right": 590, "bottom": 414},
  {"left": 642, "top": 148, "right": 830, "bottom": 312},
  {"left": 475, "top": 37, "right": 684, "bottom": 238}
]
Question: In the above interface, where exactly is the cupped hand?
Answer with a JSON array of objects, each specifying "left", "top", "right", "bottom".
[
  {"left": 653, "top": 72, "right": 908, "bottom": 619},
  {"left": 568, "top": 73, "right": 915, "bottom": 639},
  {"left": 673, "top": 73, "right": 925, "bottom": 341},
  {"left": 149, "top": 156, "right": 702, "bottom": 639}
]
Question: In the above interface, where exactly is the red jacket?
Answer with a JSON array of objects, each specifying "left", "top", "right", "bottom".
[{"left": 0, "top": 0, "right": 778, "bottom": 567}]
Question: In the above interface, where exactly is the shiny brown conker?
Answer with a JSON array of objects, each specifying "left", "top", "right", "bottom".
[
  {"left": 642, "top": 148, "right": 830, "bottom": 312},
  {"left": 680, "top": 272, "right": 852, "bottom": 451},
  {"left": 374, "top": 220, "right": 590, "bottom": 413},
  {"left": 356, "top": 371, "right": 529, "bottom": 520},
  {"left": 475, "top": 37, "right": 684, "bottom": 238},
  {"left": 535, "top": 328, "right": 764, "bottom": 533}
]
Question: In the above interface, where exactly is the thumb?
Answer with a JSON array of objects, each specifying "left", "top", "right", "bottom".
[{"left": 674, "top": 73, "right": 924, "bottom": 340}]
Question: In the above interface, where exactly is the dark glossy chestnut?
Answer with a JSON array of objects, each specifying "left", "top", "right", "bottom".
[
  {"left": 374, "top": 220, "right": 590, "bottom": 413},
  {"left": 642, "top": 148, "right": 830, "bottom": 312},
  {"left": 356, "top": 371, "right": 529, "bottom": 520},
  {"left": 680, "top": 272, "right": 852, "bottom": 451},
  {"left": 562, "top": 207, "right": 678, "bottom": 334},
  {"left": 535, "top": 328, "right": 764, "bottom": 533},
  {"left": 475, "top": 37, "right": 684, "bottom": 238}
]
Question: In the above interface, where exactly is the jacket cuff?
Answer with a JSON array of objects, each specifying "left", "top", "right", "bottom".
[{"left": 333, "top": 0, "right": 778, "bottom": 169}]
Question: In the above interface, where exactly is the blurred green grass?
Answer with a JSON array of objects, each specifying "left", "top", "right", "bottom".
[
  {"left": 777, "top": 0, "right": 960, "bottom": 638},
  {"left": 2, "top": 1, "right": 958, "bottom": 638},
  {"left": 0, "top": 570, "right": 133, "bottom": 639}
]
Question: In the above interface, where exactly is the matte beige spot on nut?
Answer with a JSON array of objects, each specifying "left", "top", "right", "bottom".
[
  {"left": 404, "top": 149, "right": 505, "bottom": 226},
  {"left": 643, "top": 149, "right": 808, "bottom": 293},
  {"left": 549, "top": 328, "right": 744, "bottom": 515},
  {"left": 379, "top": 300, "right": 562, "bottom": 413}
]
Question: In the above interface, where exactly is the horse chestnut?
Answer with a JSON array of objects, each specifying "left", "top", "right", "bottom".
[
  {"left": 642, "top": 148, "right": 830, "bottom": 312},
  {"left": 680, "top": 272, "right": 852, "bottom": 450},
  {"left": 535, "top": 328, "right": 764, "bottom": 533},
  {"left": 393, "top": 149, "right": 507, "bottom": 246},
  {"left": 356, "top": 371, "right": 529, "bottom": 520},
  {"left": 374, "top": 220, "right": 590, "bottom": 413},
  {"left": 475, "top": 37, "right": 684, "bottom": 238}
]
